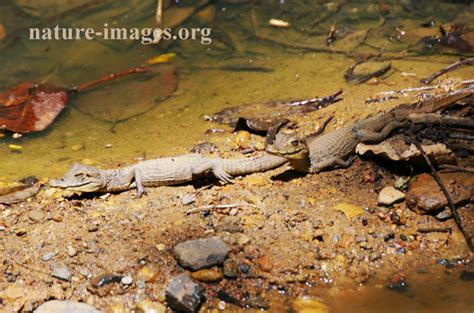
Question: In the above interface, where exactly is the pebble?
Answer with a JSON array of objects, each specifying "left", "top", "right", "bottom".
[
  {"left": 34, "top": 300, "right": 100, "bottom": 313},
  {"left": 136, "top": 299, "right": 166, "bottom": 313},
  {"left": 292, "top": 296, "right": 329, "bottom": 313},
  {"left": 15, "top": 228, "right": 27, "bottom": 236},
  {"left": 137, "top": 266, "right": 159, "bottom": 282},
  {"left": 71, "top": 144, "right": 84, "bottom": 151},
  {"left": 257, "top": 255, "right": 273, "bottom": 272},
  {"left": 174, "top": 237, "right": 230, "bottom": 270},
  {"left": 136, "top": 280, "right": 146, "bottom": 289},
  {"left": 87, "top": 224, "right": 99, "bottom": 232},
  {"left": 28, "top": 209, "right": 45, "bottom": 222},
  {"left": 233, "top": 131, "right": 251, "bottom": 149},
  {"left": 166, "top": 273, "right": 204, "bottom": 313},
  {"left": 223, "top": 259, "right": 239, "bottom": 278},
  {"left": 191, "top": 268, "right": 224, "bottom": 282},
  {"left": 121, "top": 275, "right": 133, "bottom": 285},
  {"left": 42, "top": 252, "right": 55, "bottom": 262},
  {"left": 237, "top": 234, "right": 251, "bottom": 245},
  {"left": 52, "top": 266, "right": 72, "bottom": 281},
  {"left": 181, "top": 194, "right": 196, "bottom": 205},
  {"left": 406, "top": 172, "right": 473, "bottom": 214},
  {"left": 378, "top": 186, "right": 405, "bottom": 206},
  {"left": 66, "top": 245, "right": 78, "bottom": 257}
]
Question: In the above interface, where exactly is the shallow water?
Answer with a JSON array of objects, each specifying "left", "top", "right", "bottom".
[{"left": 0, "top": 0, "right": 473, "bottom": 311}]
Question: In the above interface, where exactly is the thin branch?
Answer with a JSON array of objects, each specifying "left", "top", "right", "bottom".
[
  {"left": 412, "top": 140, "right": 473, "bottom": 251},
  {"left": 156, "top": 0, "right": 163, "bottom": 26},
  {"left": 420, "top": 57, "right": 474, "bottom": 85},
  {"left": 186, "top": 202, "right": 262, "bottom": 214}
]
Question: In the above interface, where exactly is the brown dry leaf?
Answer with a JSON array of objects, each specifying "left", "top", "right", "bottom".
[
  {"left": 0, "top": 83, "right": 68, "bottom": 133},
  {"left": 0, "top": 22, "right": 6, "bottom": 40},
  {"left": 163, "top": 6, "right": 195, "bottom": 28}
]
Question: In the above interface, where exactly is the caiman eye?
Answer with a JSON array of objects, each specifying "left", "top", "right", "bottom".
[
  {"left": 290, "top": 139, "right": 300, "bottom": 147},
  {"left": 74, "top": 172, "right": 86, "bottom": 180}
]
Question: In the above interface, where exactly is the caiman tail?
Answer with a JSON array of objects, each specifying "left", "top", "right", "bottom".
[
  {"left": 219, "top": 153, "right": 287, "bottom": 176},
  {"left": 393, "top": 86, "right": 474, "bottom": 120}
]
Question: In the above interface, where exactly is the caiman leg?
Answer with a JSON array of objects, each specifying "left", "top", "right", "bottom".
[
  {"left": 134, "top": 168, "right": 146, "bottom": 197},
  {"left": 354, "top": 121, "right": 406, "bottom": 143},
  {"left": 307, "top": 155, "right": 357, "bottom": 173},
  {"left": 190, "top": 162, "right": 234, "bottom": 184}
]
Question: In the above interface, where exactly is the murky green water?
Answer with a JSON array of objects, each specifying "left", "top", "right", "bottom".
[{"left": 0, "top": 0, "right": 473, "bottom": 311}]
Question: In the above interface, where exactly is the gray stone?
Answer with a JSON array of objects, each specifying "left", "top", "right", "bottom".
[
  {"left": 181, "top": 194, "right": 196, "bottom": 205},
  {"left": 121, "top": 275, "right": 133, "bottom": 285},
  {"left": 378, "top": 186, "right": 405, "bottom": 206},
  {"left": 52, "top": 266, "right": 72, "bottom": 281},
  {"left": 174, "top": 237, "right": 230, "bottom": 270},
  {"left": 34, "top": 300, "right": 100, "bottom": 313},
  {"left": 166, "top": 274, "right": 204, "bottom": 313},
  {"left": 42, "top": 252, "right": 55, "bottom": 262}
]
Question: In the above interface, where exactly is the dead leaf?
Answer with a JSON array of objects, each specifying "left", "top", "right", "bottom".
[
  {"left": 332, "top": 203, "right": 364, "bottom": 218},
  {"left": 0, "top": 22, "right": 6, "bottom": 40},
  {"left": 163, "top": 6, "right": 195, "bottom": 28},
  {"left": 0, "top": 83, "right": 68, "bottom": 133}
]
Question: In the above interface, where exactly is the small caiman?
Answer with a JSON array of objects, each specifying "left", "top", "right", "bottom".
[
  {"left": 50, "top": 153, "right": 286, "bottom": 197},
  {"left": 265, "top": 87, "right": 473, "bottom": 173}
]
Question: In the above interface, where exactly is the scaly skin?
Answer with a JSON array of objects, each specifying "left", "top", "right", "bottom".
[
  {"left": 50, "top": 153, "right": 287, "bottom": 197},
  {"left": 266, "top": 87, "right": 473, "bottom": 173}
]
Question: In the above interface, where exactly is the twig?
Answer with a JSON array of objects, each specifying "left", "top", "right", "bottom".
[
  {"left": 156, "top": 0, "right": 163, "bottom": 26},
  {"left": 72, "top": 66, "right": 149, "bottom": 93},
  {"left": 377, "top": 79, "right": 474, "bottom": 96},
  {"left": 186, "top": 203, "right": 262, "bottom": 214},
  {"left": 12, "top": 257, "right": 50, "bottom": 276},
  {"left": 412, "top": 140, "right": 473, "bottom": 251},
  {"left": 420, "top": 58, "right": 474, "bottom": 85},
  {"left": 439, "top": 164, "right": 474, "bottom": 173},
  {"left": 417, "top": 227, "right": 452, "bottom": 233}
]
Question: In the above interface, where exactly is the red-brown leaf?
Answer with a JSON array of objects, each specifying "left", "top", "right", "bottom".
[{"left": 0, "top": 84, "right": 68, "bottom": 133}]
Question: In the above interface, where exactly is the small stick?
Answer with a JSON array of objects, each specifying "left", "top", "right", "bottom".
[
  {"left": 12, "top": 258, "right": 50, "bottom": 276},
  {"left": 439, "top": 164, "right": 474, "bottom": 173},
  {"left": 186, "top": 203, "right": 262, "bottom": 214},
  {"left": 156, "top": 0, "right": 163, "bottom": 26},
  {"left": 417, "top": 227, "right": 452, "bottom": 233},
  {"left": 412, "top": 140, "right": 473, "bottom": 251},
  {"left": 72, "top": 66, "right": 149, "bottom": 93},
  {"left": 377, "top": 79, "right": 474, "bottom": 96},
  {"left": 420, "top": 58, "right": 474, "bottom": 85}
]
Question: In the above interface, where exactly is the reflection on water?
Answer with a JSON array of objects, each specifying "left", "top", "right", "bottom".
[{"left": 0, "top": 0, "right": 473, "bottom": 311}]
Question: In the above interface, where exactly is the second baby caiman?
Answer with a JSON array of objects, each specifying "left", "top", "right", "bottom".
[
  {"left": 266, "top": 87, "right": 473, "bottom": 173},
  {"left": 50, "top": 153, "right": 287, "bottom": 197}
]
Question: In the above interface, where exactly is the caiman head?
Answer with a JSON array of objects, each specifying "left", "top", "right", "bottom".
[
  {"left": 265, "top": 132, "right": 309, "bottom": 160},
  {"left": 49, "top": 163, "right": 105, "bottom": 192}
]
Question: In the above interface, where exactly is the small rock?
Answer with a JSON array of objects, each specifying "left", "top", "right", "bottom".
[
  {"left": 66, "top": 245, "right": 78, "bottom": 257},
  {"left": 257, "top": 255, "right": 273, "bottom": 272},
  {"left": 406, "top": 172, "right": 473, "bottom": 214},
  {"left": 15, "top": 228, "right": 27, "bottom": 236},
  {"left": 292, "top": 296, "right": 329, "bottom": 313},
  {"left": 239, "top": 263, "right": 250, "bottom": 274},
  {"left": 34, "top": 300, "right": 100, "bottom": 313},
  {"left": 88, "top": 224, "right": 99, "bottom": 232},
  {"left": 166, "top": 274, "right": 204, "bottom": 313},
  {"left": 378, "top": 186, "right": 405, "bottom": 206},
  {"left": 237, "top": 234, "right": 250, "bottom": 245},
  {"left": 136, "top": 299, "right": 166, "bottom": 313},
  {"left": 191, "top": 268, "right": 223, "bottom": 282},
  {"left": 174, "top": 237, "right": 230, "bottom": 270},
  {"left": 42, "top": 252, "right": 55, "bottom": 262},
  {"left": 223, "top": 259, "right": 239, "bottom": 278},
  {"left": 136, "top": 280, "right": 146, "bottom": 289},
  {"left": 181, "top": 194, "right": 196, "bottom": 205},
  {"left": 90, "top": 274, "right": 122, "bottom": 288},
  {"left": 71, "top": 144, "right": 83, "bottom": 151},
  {"left": 52, "top": 266, "right": 72, "bottom": 281},
  {"left": 121, "top": 275, "right": 133, "bottom": 285},
  {"left": 137, "top": 266, "right": 159, "bottom": 282},
  {"left": 233, "top": 131, "right": 251, "bottom": 149},
  {"left": 28, "top": 209, "right": 45, "bottom": 222}
]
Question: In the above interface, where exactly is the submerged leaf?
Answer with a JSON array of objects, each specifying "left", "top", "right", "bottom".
[{"left": 0, "top": 83, "right": 68, "bottom": 133}]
